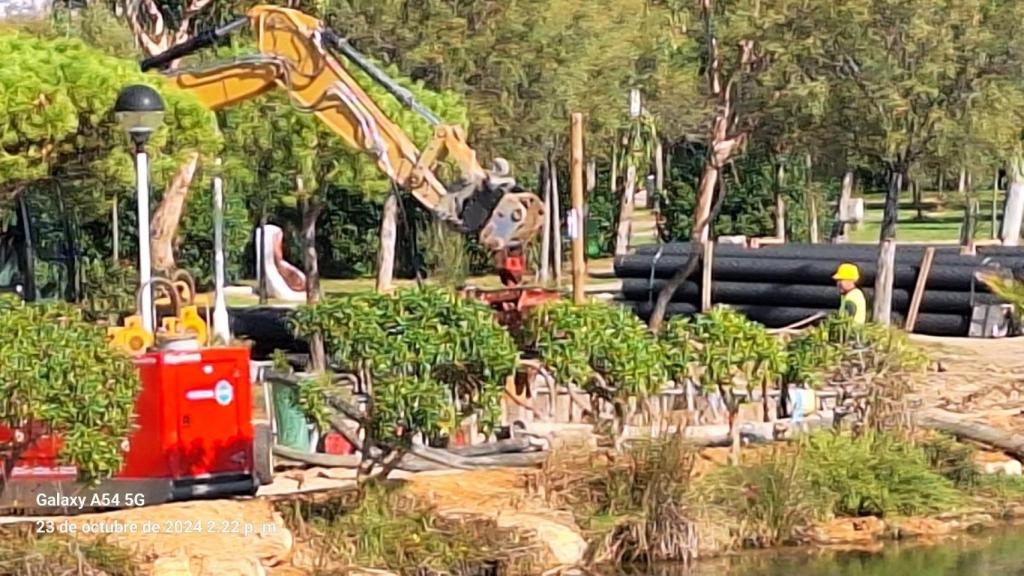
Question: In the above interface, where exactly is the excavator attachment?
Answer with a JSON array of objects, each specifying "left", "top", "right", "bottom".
[{"left": 140, "top": 5, "right": 543, "bottom": 251}]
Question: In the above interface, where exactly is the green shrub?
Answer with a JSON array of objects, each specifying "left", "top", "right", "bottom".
[
  {"left": 524, "top": 301, "right": 667, "bottom": 401},
  {"left": 801, "top": 432, "right": 962, "bottom": 517},
  {"left": 290, "top": 286, "right": 518, "bottom": 443},
  {"left": 0, "top": 295, "right": 141, "bottom": 485}
]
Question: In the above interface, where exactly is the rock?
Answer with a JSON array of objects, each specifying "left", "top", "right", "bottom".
[
  {"left": 973, "top": 451, "right": 1022, "bottom": 476},
  {"left": 152, "top": 555, "right": 193, "bottom": 576},
  {"left": 889, "top": 517, "right": 951, "bottom": 539},
  {"left": 809, "top": 517, "right": 885, "bottom": 545},
  {"left": 494, "top": 512, "right": 587, "bottom": 567},
  {"left": 193, "top": 557, "right": 266, "bottom": 576}
]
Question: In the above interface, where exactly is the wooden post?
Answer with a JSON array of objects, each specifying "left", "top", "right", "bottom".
[
  {"left": 873, "top": 239, "right": 896, "bottom": 325},
  {"left": 905, "top": 247, "right": 935, "bottom": 333},
  {"left": 570, "top": 113, "right": 586, "bottom": 304},
  {"left": 701, "top": 241, "right": 714, "bottom": 312},
  {"left": 539, "top": 160, "right": 551, "bottom": 284}
]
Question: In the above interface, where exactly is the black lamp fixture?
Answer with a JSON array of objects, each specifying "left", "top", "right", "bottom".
[{"left": 114, "top": 84, "right": 165, "bottom": 148}]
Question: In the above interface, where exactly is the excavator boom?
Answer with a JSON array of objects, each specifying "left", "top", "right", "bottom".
[{"left": 140, "top": 5, "right": 543, "bottom": 252}]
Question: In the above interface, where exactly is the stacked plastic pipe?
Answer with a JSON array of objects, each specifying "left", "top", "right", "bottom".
[{"left": 614, "top": 242, "right": 1024, "bottom": 336}]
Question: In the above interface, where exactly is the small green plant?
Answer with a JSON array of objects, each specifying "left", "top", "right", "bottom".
[
  {"left": 282, "top": 481, "right": 537, "bottom": 574},
  {"left": 0, "top": 527, "right": 138, "bottom": 575},
  {"left": 801, "top": 431, "right": 962, "bottom": 517},
  {"left": 920, "top": 433, "right": 980, "bottom": 488},
  {"left": 697, "top": 446, "right": 825, "bottom": 547}
]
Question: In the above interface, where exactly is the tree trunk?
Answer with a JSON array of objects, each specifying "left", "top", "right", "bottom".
[
  {"left": 774, "top": 162, "right": 786, "bottom": 240},
  {"left": 539, "top": 160, "right": 551, "bottom": 283},
  {"left": 958, "top": 167, "right": 967, "bottom": 196},
  {"left": 300, "top": 190, "right": 326, "bottom": 373},
  {"left": 258, "top": 210, "right": 268, "bottom": 305},
  {"left": 112, "top": 193, "right": 120, "bottom": 264},
  {"left": 1001, "top": 159, "right": 1024, "bottom": 246},
  {"left": 610, "top": 143, "right": 619, "bottom": 200},
  {"left": 834, "top": 170, "right": 854, "bottom": 243},
  {"left": 654, "top": 140, "right": 664, "bottom": 215},
  {"left": 913, "top": 178, "right": 923, "bottom": 220},
  {"left": 375, "top": 192, "right": 399, "bottom": 293},
  {"left": 992, "top": 170, "right": 1000, "bottom": 240},
  {"left": 880, "top": 169, "right": 902, "bottom": 241},
  {"left": 150, "top": 152, "right": 200, "bottom": 273},
  {"left": 916, "top": 409, "right": 1024, "bottom": 460},
  {"left": 937, "top": 172, "right": 945, "bottom": 200},
  {"left": 805, "top": 153, "right": 818, "bottom": 243},
  {"left": 649, "top": 0, "right": 748, "bottom": 332},
  {"left": 552, "top": 156, "right": 563, "bottom": 283},
  {"left": 615, "top": 163, "right": 637, "bottom": 256}
]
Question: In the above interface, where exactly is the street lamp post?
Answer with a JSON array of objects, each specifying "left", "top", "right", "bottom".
[{"left": 114, "top": 85, "right": 164, "bottom": 334}]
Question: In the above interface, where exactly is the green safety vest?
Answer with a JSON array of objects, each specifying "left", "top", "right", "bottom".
[{"left": 839, "top": 288, "right": 867, "bottom": 324}]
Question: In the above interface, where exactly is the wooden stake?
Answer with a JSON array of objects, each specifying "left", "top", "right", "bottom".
[
  {"left": 570, "top": 113, "right": 586, "bottom": 304},
  {"left": 905, "top": 247, "right": 935, "bottom": 333},
  {"left": 873, "top": 239, "right": 896, "bottom": 325},
  {"left": 701, "top": 241, "right": 714, "bottom": 312}
]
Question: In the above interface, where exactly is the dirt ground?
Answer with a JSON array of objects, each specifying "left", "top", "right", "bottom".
[{"left": 909, "top": 334, "right": 1024, "bottom": 431}]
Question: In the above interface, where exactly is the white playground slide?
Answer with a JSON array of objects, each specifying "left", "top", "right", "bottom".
[{"left": 254, "top": 224, "right": 307, "bottom": 302}]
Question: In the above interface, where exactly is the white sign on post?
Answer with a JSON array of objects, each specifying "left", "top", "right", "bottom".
[{"left": 567, "top": 208, "right": 579, "bottom": 240}]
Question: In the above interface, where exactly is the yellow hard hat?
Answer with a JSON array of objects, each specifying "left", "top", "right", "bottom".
[{"left": 832, "top": 263, "right": 860, "bottom": 282}]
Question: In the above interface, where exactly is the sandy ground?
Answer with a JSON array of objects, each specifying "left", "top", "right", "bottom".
[{"left": 909, "top": 334, "right": 1024, "bottom": 431}]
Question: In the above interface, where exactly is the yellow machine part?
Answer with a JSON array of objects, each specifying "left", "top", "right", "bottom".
[
  {"left": 179, "top": 305, "right": 208, "bottom": 346},
  {"left": 108, "top": 315, "right": 154, "bottom": 356}
]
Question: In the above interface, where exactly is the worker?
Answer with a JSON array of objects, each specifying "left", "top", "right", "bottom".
[{"left": 832, "top": 262, "right": 867, "bottom": 324}]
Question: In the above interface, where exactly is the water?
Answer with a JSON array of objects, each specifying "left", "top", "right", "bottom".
[{"left": 617, "top": 526, "right": 1024, "bottom": 575}]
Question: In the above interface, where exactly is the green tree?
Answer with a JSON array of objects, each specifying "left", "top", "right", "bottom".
[
  {"left": 0, "top": 31, "right": 220, "bottom": 230},
  {"left": 784, "top": 0, "right": 1024, "bottom": 240}
]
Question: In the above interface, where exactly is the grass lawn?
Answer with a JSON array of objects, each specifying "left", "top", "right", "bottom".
[
  {"left": 211, "top": 265, "right": 623, "bottom": 308},
  {"left": 847, "top": 190, "right": 1005, "bottom": 243}
]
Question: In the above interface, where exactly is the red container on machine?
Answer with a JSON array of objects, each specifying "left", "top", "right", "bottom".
[
  {"left": 0, "top": 347, "right": 271, "bottom": 513},
  {"left": 322, "top": 431, "right": 354, "bottom": 455}
]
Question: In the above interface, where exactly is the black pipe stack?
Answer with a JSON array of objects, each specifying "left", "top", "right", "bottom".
[{"left": 614, "top": 243, "right": 1024, "bottom": 336}]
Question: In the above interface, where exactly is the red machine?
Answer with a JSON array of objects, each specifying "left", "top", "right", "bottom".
[{"left": 0, "top": 347, "right": 272, "bottom": 514}]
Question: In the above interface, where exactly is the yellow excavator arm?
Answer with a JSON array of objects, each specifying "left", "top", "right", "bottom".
[{"left": 140, "top": 5, "right": 543, "bottom": 252}]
